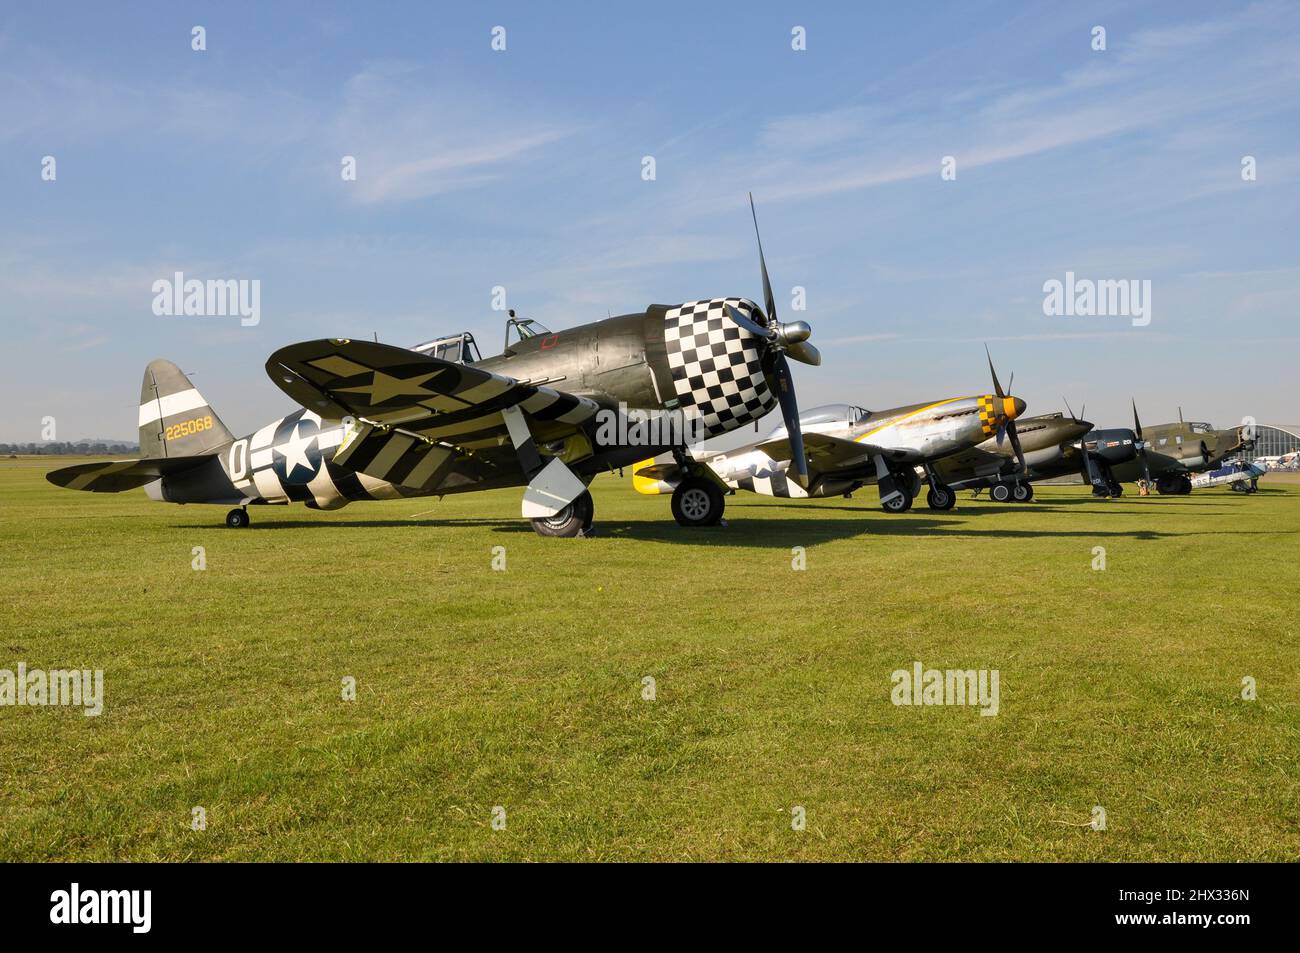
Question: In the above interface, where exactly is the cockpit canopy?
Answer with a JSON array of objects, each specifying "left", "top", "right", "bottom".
[
  {"left": 411, "top": 332, "right": 481, "bottom": 364},
  {"left": 505, "top": 312, "right": 552, "bottom": 351},
  {"left": 1188, "top": 421, "right": 1214, "bottom": 434},
  {"left": 766, "top": 403, "right": 870, "bottom": 439}
]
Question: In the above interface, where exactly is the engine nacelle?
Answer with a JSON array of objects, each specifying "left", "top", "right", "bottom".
[
  {"left": 1082, "top": 428, "right": 1139, "bottom": 466},
  {"left": 1177, "top": 440, "right": 1210, "bottom": 468}
]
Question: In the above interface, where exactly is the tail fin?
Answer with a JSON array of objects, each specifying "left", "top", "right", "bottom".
[{"left": 138, "top": 359, "right": 234, "bottom": 457}]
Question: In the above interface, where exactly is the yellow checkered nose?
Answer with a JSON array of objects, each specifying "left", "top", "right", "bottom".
[{"left": 978, "top": 394, "right": 1025, "bottom": 436}]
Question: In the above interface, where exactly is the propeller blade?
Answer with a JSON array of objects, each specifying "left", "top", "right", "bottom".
[
  {"left": 773, "top": 352, "right": 807, "bottom": 485},
  {"left": 749, "top": 193, "right": 778, "bottom": 327},
  {"left": 985, "top": 345, "right": 1006, "bottom": 399},
  {"left": 724, "top": 304, "right": 771, "bottom": 340},
  {"left": 1131, "top": 398, "right": 1143, "bottom": 439},
  {"left": 1063, "top": 396, "right": 1076, "bottom": 420},
  {"left": 1132, "top": 399, "right": 1152, "bottom": 484},
  {"left": 1007, "top": 371, "right": 1015, "bottom": 393},
  {"left": 1007, "top": 419, "right": 1027, "bottom": 473},
  {"left": 785, "top": 340, "right": 821, "bottom": 366}
]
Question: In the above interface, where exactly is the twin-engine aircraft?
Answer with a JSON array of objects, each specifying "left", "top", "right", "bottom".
[
  {"left": 634, "top": 352, "right": 1026, "bottom": 516},
  {"left": 47, "top": 199, "right": 821, "bottom": 538}
]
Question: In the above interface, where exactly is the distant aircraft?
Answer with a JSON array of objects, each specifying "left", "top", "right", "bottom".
[
  {"left": 633, "top": 351, "right": 1027, "bottom": 516},
  {"left": 928, "top": 401, "right": 1250, "bottom": 499},
  {"left": 1190, "top": 460, "right": 1266, "bottom": 493},
  {"left": 47, "top": 198, "right": 822, "bottom": 538},
  {"left": 1106, "top": 407, "right": 1251, "bottom": 494}
]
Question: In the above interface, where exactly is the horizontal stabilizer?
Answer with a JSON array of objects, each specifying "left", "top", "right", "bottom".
[{"left": 46, "top": 455, "right": 215, "bottom": 493}]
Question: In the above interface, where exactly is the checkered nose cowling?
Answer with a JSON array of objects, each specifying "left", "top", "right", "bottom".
[{"left": 663, "top": 297, "right": 777, "bottom": 438}]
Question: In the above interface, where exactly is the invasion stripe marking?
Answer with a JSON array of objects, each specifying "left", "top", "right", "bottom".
[
  {"left": 366, "top": 433, "right": 416, "bottom": 478},
  {"left": 400, "top": 445, "right": 455, "bottom": 490},
  {"left": 138, "top": 389, "right": 207, "bottom": 426}
]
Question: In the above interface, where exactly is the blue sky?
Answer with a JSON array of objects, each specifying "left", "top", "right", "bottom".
[{"left": 2, "top": 0, "right": 1298, "bottom": 442}]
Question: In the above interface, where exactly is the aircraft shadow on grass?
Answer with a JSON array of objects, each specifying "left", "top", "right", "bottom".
[{"left": 171, "top": 511, "right": 1278, "bottom": 545}]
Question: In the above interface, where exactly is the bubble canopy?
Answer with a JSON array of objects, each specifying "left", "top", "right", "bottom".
[{"left": 766, "top": 403, "right": 869, "bottom": 439}]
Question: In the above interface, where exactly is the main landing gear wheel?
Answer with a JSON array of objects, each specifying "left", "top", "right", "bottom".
[
  {"left": 225, "top": 508, "right": 250, "bottom": 529},
  {"left": 530, "top": 491, "right": 594, "bottom": 538},
  {"left": 672, "top": 478, "right": 725, "bottom": 527},
  {"left": 926, "top": 484, "right": 956, "bottom": 511},
  {"left": 1011, "top": 483, "right": 1033, "bottom": 503},
  {"left": 881, "top": 489, "right": 913, "bottom": 513},
  {"left": 989, "top": 483, "right": 1013, "bottom": 503}
]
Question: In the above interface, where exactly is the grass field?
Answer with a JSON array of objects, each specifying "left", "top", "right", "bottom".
[{"left": 0, "top": 456, "right": 1296, "bottom": 861}]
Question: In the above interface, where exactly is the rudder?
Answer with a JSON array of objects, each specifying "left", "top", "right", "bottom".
[{"left": 138, "top": 359, "right": 234, "bottom": 457}]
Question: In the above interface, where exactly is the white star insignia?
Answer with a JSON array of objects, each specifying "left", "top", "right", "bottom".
[{"left": 275, "top": 422, "right": 318, "bottom": 478}]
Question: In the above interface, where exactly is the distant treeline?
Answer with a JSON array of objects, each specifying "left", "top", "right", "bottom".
[{"left": 1, "top": 442, "right": 139, "bottom": 455}]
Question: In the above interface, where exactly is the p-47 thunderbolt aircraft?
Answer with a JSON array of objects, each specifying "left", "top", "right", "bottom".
[
  {"left": 47, "top": 198, "right": 822, "bottom": 538},
  {"left": 633, "top": 352, "right": 1026, "bottom": 517}
]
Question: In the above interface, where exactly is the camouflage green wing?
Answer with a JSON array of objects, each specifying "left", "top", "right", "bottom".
[{"left": 266, "top": 339, "right": 600, "bottom": 486}]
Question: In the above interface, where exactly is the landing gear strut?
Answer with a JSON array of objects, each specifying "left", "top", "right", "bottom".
[{"left": 225, "top": 507, "right": 250, "bottom": 529}]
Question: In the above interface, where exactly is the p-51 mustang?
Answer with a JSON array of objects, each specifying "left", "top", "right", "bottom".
[
  {"left": 633, "top": 351, "right": 1027, "bottom": 517},
  {"left": 47, "top": 198, "right": 822, "bottom": 538}
]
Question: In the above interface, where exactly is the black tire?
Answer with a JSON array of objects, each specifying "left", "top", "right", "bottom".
[
  {"left": 672, "top": 478, "right": 725, "bottom": 527},
  {"left": 990, "top": 483, "right": 1012, "bottom": 503},
  {"left": 1011, "top": 483, "right": 1032, "bottom": 503},
  {"left": 1108, "top": 482, "right": 1123, "bottom": 497},
  {"left": 882, "top": 488, "right": 913, "bottom": 513},
  {"left": 926, "top": 485, "right": 956, "bottom": 511},
  {"left": 530, "top": 492, "right": 593, "bottom": 538},
  {"left": 1178, "top": 475, "right": 1192, "bottom": 495},
  {"left": 225, "top": 508, "right": 250, "bottom": 528}
]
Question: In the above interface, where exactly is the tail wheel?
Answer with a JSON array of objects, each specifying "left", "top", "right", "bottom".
[
  {"left": 926, "top": 485, "right": 956, "bottom": 511},
  {"left": 881, "top": 489, "right": 913, "bottom": 513},
  {"left": 225, "top": 508, "right": 250, "bottom": 529},
  {"left": 1011, "top": 483, "right": 1033, "bottom": 503},
  {"left": 530, "top": 492, "right": 594, "bottom": 538},
  {"left": 671, "top": 478, "right": 725, "bottom": 527},
  {"left": 989, "top": 483, "right": 1012, "bottom": 503}
]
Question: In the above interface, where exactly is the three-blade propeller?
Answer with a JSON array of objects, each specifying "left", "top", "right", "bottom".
[
  {"left": 722, "top": 194, "right": 820, "bottom": 485},
  {"left": 986, "top": 346, "right": 1026, "bottom": 474}
]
